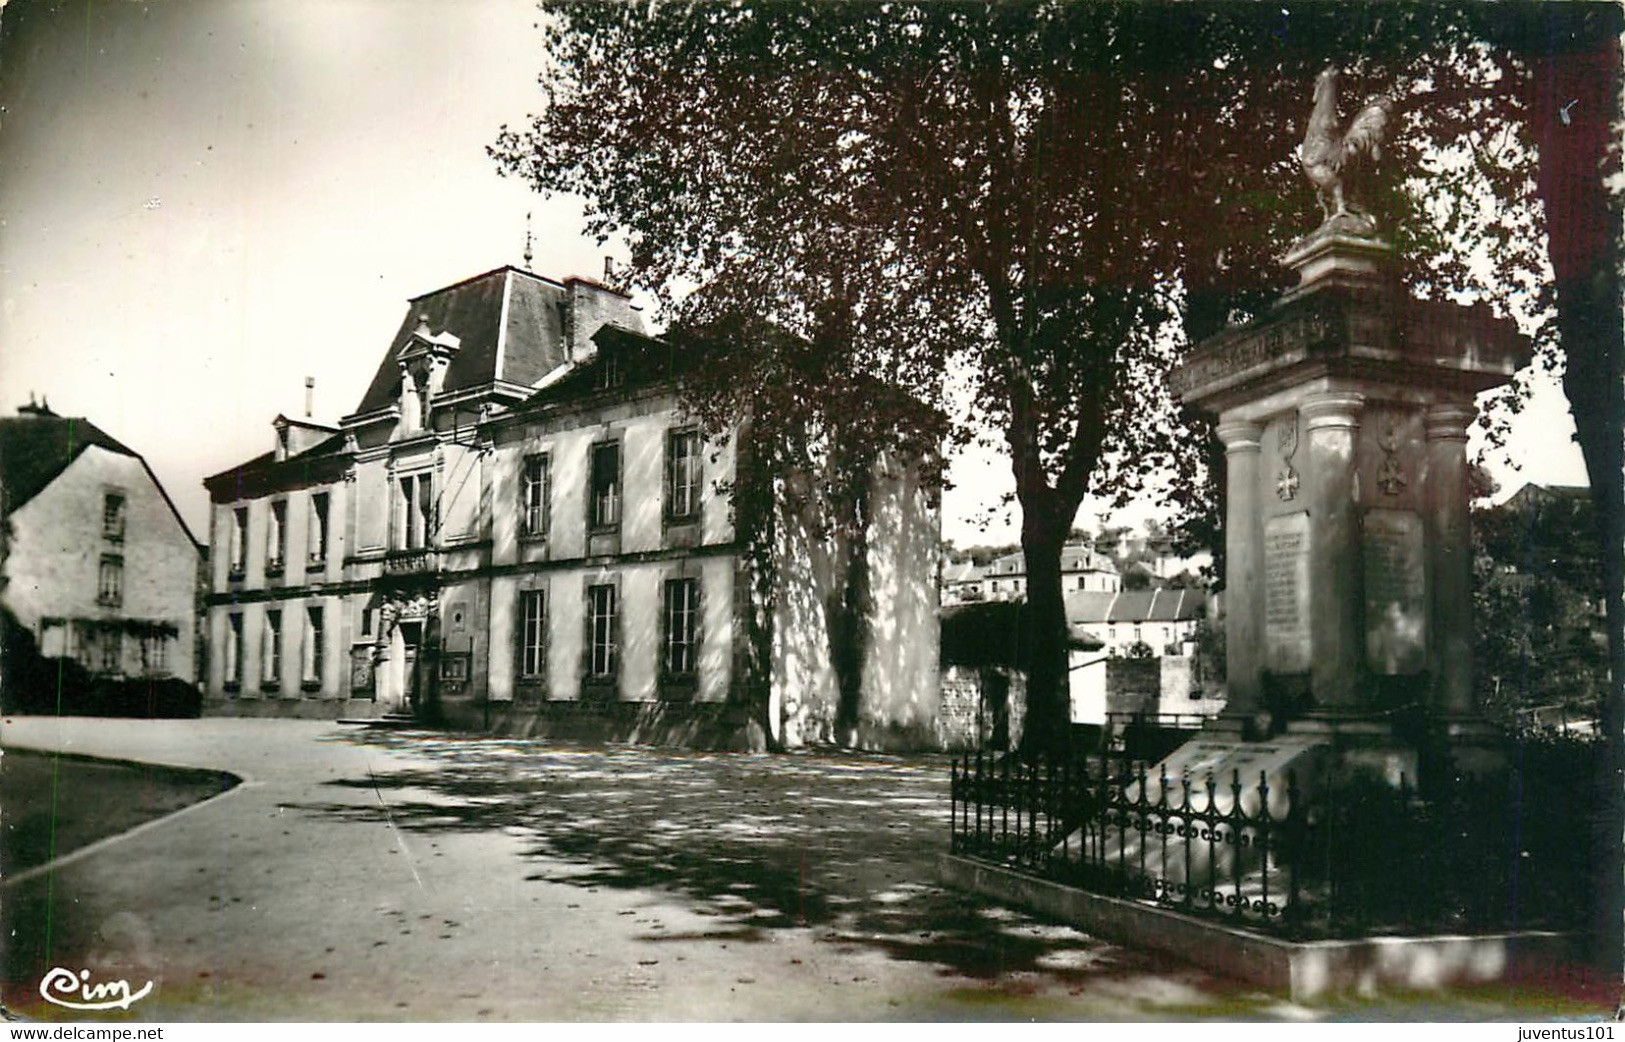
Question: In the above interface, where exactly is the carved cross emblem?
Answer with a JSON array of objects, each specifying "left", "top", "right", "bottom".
[
  {"left": 1377, "top": 423, "right": 1407, "bottom": 496},
  {"left": 1276, "top": 414, "right": 1300, "bottom": 501},
  {"left": 1378, "top": 457, "right": 1407, "bottom": 495},
  {"left": 1276, "top": 465, "right": 1300, "bottom": 501}
]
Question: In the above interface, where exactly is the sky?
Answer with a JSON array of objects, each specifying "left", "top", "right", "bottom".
[{"left": 0, "top": 0, "right": 1592, "bottom": 549}]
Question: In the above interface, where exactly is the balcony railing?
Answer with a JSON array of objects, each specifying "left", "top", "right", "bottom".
[{"left": 383, "top": 548, "right": 437, "bottom": 575}]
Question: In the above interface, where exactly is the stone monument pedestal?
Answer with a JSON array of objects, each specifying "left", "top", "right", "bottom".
[{"left": 1170, "top": 224, "right": 1531, "bottom": 790}]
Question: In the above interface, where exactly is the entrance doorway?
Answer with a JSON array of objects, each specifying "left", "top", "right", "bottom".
[{"left": 398, "top": 621, "right": 422, "bottom": 715}]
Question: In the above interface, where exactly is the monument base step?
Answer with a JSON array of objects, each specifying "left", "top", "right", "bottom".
[{"left": 939, "top": 853, "right": 1579, "bottom": 1002}]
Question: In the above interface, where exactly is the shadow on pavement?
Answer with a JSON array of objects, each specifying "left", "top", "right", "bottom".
[{"left": 288, "top": 731, "right": 1228, "bottom": 1000}]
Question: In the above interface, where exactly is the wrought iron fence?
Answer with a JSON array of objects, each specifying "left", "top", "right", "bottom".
[{"left": 949, "top": 741, "right": 1594, "bottom": 940}]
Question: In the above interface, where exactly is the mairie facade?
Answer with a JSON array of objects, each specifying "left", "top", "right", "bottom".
[{"left": 202, "top": 266, "right": 940, "bottom": 749}]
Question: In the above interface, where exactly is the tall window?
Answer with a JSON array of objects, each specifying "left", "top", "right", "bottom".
[
  {"left": 226, "top": 614, "right": 243, "bottom": 684},
  {"left": 521, "top": 455, "right": 550, "bottom": 538},
  {"left": 587, "top": 583, "right": 618, "bottom": 678},
  {"left": 230, "top": 507, "right": 249, "bottom": 576},
  {"left": 141, "top": 633, "right": 168, "bottom": 675},
  {"left": 102, "top": 492, "right": 126, "bottom": 540},
  {"left": 264, "top": 610, "right": 282, "bottom": 684},
  {"left": 663, "top": 578, "right": 699, "bottom": 678},
  {"left": 596, "top": 345, "right": 624, "bottom": 391},
  {"left": 72, "top": 623, "right": 93, "bottom": 670},
  {"left": 267, "top": 500, "right": 287, "bottom": 573},
  {"left": 396, "top": 474, "right": 432, "bottom": 549},
  {"left": 100, "top": 630, "right": 122, "bottom": 674},
  {"left": 666, "top": 429, "right": 701, "bottom": 522},
  {"left": 97, "top": 555, "right": 123, "bottom": 606},
  {"left": 589, "top": 442, "right": 620, "bottom": 530},
  {"left": 308, "top": 492, "right": 330, "bottom": 565},
  {"left": 303, "top": 607, "right": 324, "bottom": 684},
  {"left": 519, "top": 589, "right": 547, "bottom": 679}
]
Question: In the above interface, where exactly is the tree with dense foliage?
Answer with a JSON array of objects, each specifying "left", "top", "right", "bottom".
[
  {"left": 1474, "top": 486, "right": 1607, "bottom": 722},
  {"left": 494, "top": 5, "right": 1618, "bottom": 776}
]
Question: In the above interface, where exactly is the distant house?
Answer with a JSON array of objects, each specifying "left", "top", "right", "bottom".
[
  {"left": 979, "top": 544, "right": 1120, "bottom": 602},
  {"left": 1067, "top": 587, "right": 1207, "bottom": 657},
  {"left": 940, "top": 559, "right": 986, "bottom": 605},
  {"left": 1499, "top": 482, "right": 1591, "bottom": 516},
  {"left": 1066, "top": 589, "right": 1220, "bottom": 728},
  {"left": 0, "top": 399, "right": 201, "bottom": 682},
  {"left": 1095, "top": 528, "right": 1213, "bottom": 586}
]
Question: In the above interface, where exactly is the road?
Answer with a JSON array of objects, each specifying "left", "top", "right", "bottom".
[{"left": 0, "top": 717, "right": 1598, "bottom": 1022}]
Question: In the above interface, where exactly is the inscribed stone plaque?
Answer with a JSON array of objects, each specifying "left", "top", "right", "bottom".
[
  {"left": 1264, "top": 511, "right": 1312, "bottom": 673},
  {"left": 349, "top": 645, "right": 374, "bottom": 694},
  {"left": 1364, "top": 508, "right": 1427, "bottom": 674}
]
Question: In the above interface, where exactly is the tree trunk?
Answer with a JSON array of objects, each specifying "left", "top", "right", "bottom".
[
  {"left": 830, "top": 453, "right": 873, "bottom": 746},
  {"left": 1526, "top": 10, "right": 1624, "bottom": 981},
  {"left": 732, "top": 421, "right": 782, "bottom": 750},
  {"left": 1018, "top": 500, "right": 1071, "bottom": 758}
]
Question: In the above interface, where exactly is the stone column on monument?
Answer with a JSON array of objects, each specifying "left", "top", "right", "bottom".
[
  {"left": 1425, "top": 401, "right": 1476, "bottom": 718},
  {"left": 1216, "top": 419, "right": 1265, "bottom": 724},
  {"left": 1301, "top": 391, "right": 1366, "bottom": 713}
]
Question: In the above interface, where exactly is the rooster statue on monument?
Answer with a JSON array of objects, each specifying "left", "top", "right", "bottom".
[{"left": 1299, "top": 66, "right": 1397, "bottom": 240}]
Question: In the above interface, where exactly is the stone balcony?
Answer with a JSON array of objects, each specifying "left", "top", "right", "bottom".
[{"left": 382, "top": 548, "right": 437, "bottom": 576}]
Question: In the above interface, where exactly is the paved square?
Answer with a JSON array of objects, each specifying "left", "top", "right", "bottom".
[{"left": 0, "top": 718, "right": 1603, "bottom": 1021}]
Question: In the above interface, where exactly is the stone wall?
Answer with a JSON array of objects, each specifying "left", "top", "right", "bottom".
[
  {"left": 939, "top": 667, "right": 982, "bottom": 745},
  {"left": 939, "top": 665, "right": 1026, "bottom": 750},
  {"left": 1104, "top": 658, "right": 1161, "bottom": 717}
]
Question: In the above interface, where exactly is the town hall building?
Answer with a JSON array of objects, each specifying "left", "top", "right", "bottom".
[{"left": 201, "top": 266, "right": 940, "bottom": 749}]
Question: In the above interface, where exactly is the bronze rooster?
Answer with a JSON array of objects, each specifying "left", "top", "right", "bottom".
[{"left": 1299, "top": 66, "right": 1396, "bottom": 226}]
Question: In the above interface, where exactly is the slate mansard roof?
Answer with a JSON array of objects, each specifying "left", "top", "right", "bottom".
[
  {"left": 352, "top": 266, "right": 617, "bottom": 415},
  {"left": 206, "top": 266, "right": 655, "bottom": 500}
]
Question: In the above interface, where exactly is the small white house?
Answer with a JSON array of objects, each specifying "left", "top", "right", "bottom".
[{"left": 1, "top": 400, "right": 201, "bottom": 681}]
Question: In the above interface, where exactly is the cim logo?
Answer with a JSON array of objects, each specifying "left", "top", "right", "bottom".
[{"left": 38, "top": 967, "right": 154, "bottom": 1011}]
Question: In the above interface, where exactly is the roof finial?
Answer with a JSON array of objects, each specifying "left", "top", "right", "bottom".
[{"left": 523, "top": 211, "right": 534, "bottom": 270}]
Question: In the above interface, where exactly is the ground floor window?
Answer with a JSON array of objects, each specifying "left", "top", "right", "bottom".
[
  {"left": 587, "top": 583, "right": 618, "bottom": 678},
  {"left": 663, "top": 577, "right": 699, "bottom": 678},
  {"left": 99, "top": 629, "right": 122, "bottom": 674},
  {"left": 520, "top": 589, "right": 546, "bottom": 679},
  {"left": 303, "top": 607, "right": 324, "bottom": 684},
  {"left": 141, "top": 633, "right": 168, "bottom": 674},
  {"left": 264, "top": 610, "right": 282, "bottom": 684},
  {"left": 227, "top": 614, "right": 243, "bottom": 684}
]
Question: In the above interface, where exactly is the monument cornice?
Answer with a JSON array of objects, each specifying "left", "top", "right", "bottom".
[{"left": 1170, "top": 283, "right": 1530, "bottom": 415}]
